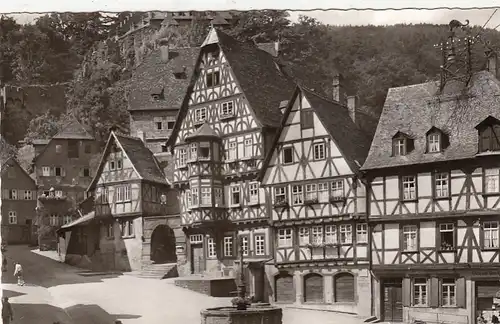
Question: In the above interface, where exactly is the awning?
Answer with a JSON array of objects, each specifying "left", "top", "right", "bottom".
[{"left": 59, "top": 211, "right": 96, "bottom": 231}]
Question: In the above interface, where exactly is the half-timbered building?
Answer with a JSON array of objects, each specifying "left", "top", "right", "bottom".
[
  {"left": 361, "top": 28, "right": 500, "bottom": 324},
  {"left": 83, "top": 131, "right": 181, "bottom": 272},
  {"left": 166, "top": 27, "right": 295, "bottom": 298},
  {"left": 258, "top": 85, "right": 373, "bottom": 315}
]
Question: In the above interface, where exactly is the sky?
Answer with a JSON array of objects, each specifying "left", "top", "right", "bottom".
[{"left": 3, "top": 1, "right": 500, "bottom": 29}]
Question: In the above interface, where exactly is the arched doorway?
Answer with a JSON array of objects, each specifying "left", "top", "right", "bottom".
[{"left": 150, "top": 225, "right": 177, "bottom": 264}]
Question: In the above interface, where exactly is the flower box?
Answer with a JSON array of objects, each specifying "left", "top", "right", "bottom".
[
  {"left": 274, "top": 201, "right": 289, "bottom": 208},
  {"left": 329, "top": 196, "right": 346, "bottom": 204},
  {"left": 304, "top": 198, "right": 319, "bottom": 206}
]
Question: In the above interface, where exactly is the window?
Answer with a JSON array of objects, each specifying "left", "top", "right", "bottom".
[
  {"left": 83, "top": 168, "right": 91, "bottom": 177},
  {"left": 116, "top": 185, "right": 131, "bottom": 202},
  {"left": 248, "top": 183, "right": 259, "bottom": 205},
  {"left": 214, "top": 188, "right": 223, "bottom": 206},
  {"left": 220, "top": 101, "right": 234, "bottom": 116},
  {"left": 441, "top": 279, "right": 456, "bottom": 307},
  {"left": 56, "top": 144, "right": 62, "bottom": 153},
  {"left": 190, "top": 143, "right": 198, "bottom": 161},
  {"left": 274, "top": 186, "right": 287, "bottom": 204},
  {"left": 178, "top": 148, "right": 187, "bottom": 167},
  {"left": 68, "top": 140, "right": 79, "bottom": 158},
  {"left": 63, "top": 215, "right": 72, "bottom": 225},
  {"left": 42, "top": 166, "right": 51, "bottom": 176},
  {"left": 428, "top": 133, "right": 441, "bottom": 152},
  {"left": 228, "top": 142, "right": 237, "bottom": 160},
  {"left": 109, "top": 161, "right": 116, "bottom": 170},
  {"left": 356, "top": 224, "right": 368, "bottom": 243},
  {"left": 434, "top": 172, "right": 449, "bottom": 198},
  {"left": 186, "top": 190, "right": 192, "bottom": 209},
  {"left": 223, "top": 236, "right": 233, "bottom": 257},
  {"left": 8, "top": 189, "right": 17, "bottom": 200},
  {"left": 291, "top": 185, "right": 303, "bottom": 205},
  {"left": 325, "top": 225, "right": 337, "bottom": 244},
  {"left": 311, "top": 226, "right": 323, "bottom": 244},
  {"left": 55, "top": 190, "right": 63, "bottom": 198},
  {"left": 54, "top": 167, "right": 63, "bottom": 177},
  {"left": 318, "top": 183, "right": 329, "bottom": 202},
  {"left": 120, "top": 220, "right": 134, "bottom": 237},
  {"left": 207, "top": 237, "right": 217, "bottom": 258},
  {"left": 199, "top": 145, "right": 210, "bottom": 160},
  {"left": 485, "top": 168, "right": 500, "bottom": 194},
  {"left": 206, "top": 70, "right": 220, "bottom": 87},
  {"left": 243, "top": 139, "right": 253, "bottom": 158},
  {"left": 313, "top": 142, "right": 325, "bottom": 160},
  {"left": 201, "top": 187, "right": 211, "bottom": 206},
  {"left": 7, "top": 168, "right": 15, "bottom": 178},
  {"left": 401, "top": 176, "right": 417, "bottom": 200},
  {"left": 413, "top": 278, "right": 428, "bottom": 306},
  {"left": 84, "top": 144, "right": 92, "bottom": 154},
  {"left": 240, "top": 236, "right": 249, "bottom": 256},
  {"left": 278, "top": 228, "right": 293, "bottom": 247},
  {"left": 191, "top": 188, "right": 199, "bottom": 206},
  {"left": 331, "top": 180, "right": 344, "bottom": 200},
  {"left": 301, "top": 110, "right": 314, "bottom": 129},
  {"left": 117, "top": 159, "right": 123, "bottom": 170},
  {"left": 439, "top": 223, "right": 455, "bottom": 250},
  {"left": 167, "top": 121, "right": 175, "bottom": 130},
  {"left": 190, "top": 234, "right": 203, "bottom": 244},
  {"left": 23, "top": 190, "right": 32, "bottom": 200},
  {"left": 339, "top": 225, "right": 352, "bottom": 244},
  {"left": 231, "top": 185, "right": 240, "bottom": 206},
  {"left": 156, "top": 121, "right": 163, "bottom": 130},
  {"left": 298, "top": 227, "right": 310, "bottom": 245},
  {"left": 403, "top": 225, "right": 418, "bottom": 251},
  {"left": 282, "top": 146, "right": 293, "bottom": 164},
  {"left": 194, "top": 108, "right": 207, "bottom": 124},
  {"left": 305, "top": 184, "right": 317, "bottom": 201},
  {"left": 479, "top": 123, "right": 500, "bottom": 152},
  {"left": 50, "top": 214, "right": 59, "bottom": 226},
  {"left": 255, "top": 235, "right": 265, "bottom": 256},
  {"left": 8, "top": 211, "right": 17, "bottom": 224},
  {"left": 393, "top": 137, "right": 406, "bottom": 156},
  {"left": 483, "top": 221, "right": 499, "bottom": 249}
]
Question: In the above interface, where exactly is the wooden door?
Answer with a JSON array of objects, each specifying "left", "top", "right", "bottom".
[
  {"left": 275, "top": 273, "right": 295, "bottom": 303},
  {"left": 304, "top": 273, "right": 324, "bottom": 302},
  {"left": 382, "top": 279, "right": 403, "bottom": 322},
  {"left": 335, "top": 273, "right": 355, "bottom": 302},
  {"left": 191, "top": 244, "right": 204, "bottom": 274}
]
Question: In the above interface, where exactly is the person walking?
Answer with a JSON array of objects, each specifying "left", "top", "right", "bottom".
[
  {"left": 13, "top": 261, "right": 24, "bottom": 286},
  {"left": 2, "top": 255, "right": 7, "bottom": 273},
  {"left": 2, "top": 297, "right": 14, "bottom": 324}
]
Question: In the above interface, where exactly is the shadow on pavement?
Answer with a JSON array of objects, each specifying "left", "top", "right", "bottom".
[
  {"left": 2, "top": 289, "right": 26, "bottom": 298},
  {"left": 10, "top": 303, "right": 141, "bottom": 324}
]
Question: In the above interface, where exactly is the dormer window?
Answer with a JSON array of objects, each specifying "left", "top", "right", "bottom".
[
  {"left": 392, "top": 132, "right": 414, "bottom": 156},
  {"left": 426, "top": 127, "right": 449, "bottom": 153},
  {"left": 151, "top": 88, "right": 164, "bottom": 101},
  {"left": 476, "top": 116, "right": 500, "bottom": 153},
  {"left": 173, "top": 66, "right": 186, "bottom": 79}
]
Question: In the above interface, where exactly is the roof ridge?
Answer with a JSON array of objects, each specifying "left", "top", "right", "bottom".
[{"left": 114, "top": 132, "right": 142, "bottom": 142}]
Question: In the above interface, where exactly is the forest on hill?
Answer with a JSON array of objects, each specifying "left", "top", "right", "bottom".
[{"left": 2, "top": 11, "right": 500, "bottom": 150}]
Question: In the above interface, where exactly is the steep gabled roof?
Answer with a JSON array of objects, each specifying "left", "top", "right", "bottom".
[
  {"left": 128, "top": 47, "right": 200, "bottom": 111},
  {"left": 185, "top": 123, "right": 219, "bottom": 140},
  {"left": 362, "top": 70, "right": 500, "bottom": 171},
  {"left": 258, "top": 85, "right": 373, "bottom": 181},
  {"left": 167, "top": 27, "right": 295, "bottom": 147},
  {"left": 87, "top": 132, "right": 169, "bottom": 191},
  {"left": 256, "top": 42, "right": 278, "bottom": 57},
  {"left": 52, "top": 118, "right": 94, "bottom": 140}
]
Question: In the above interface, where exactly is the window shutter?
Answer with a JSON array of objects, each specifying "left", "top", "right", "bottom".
[
  {"left": 402, "top": 277, "right": 411, "bottom": 307},
  {"left": 50, "top": 167, "right": 55, "bottom": 176},
  {"left": 62, "top": 167, "right": 66, "bottom": 176},
  {"left": 456, "top": 277, "right": 466, "bottom": 308},
  {"left": 429, "top": 277, "right": 439, "bottom": 308},
  {"left": 2, "top": 189, "right": 8, "bottom": 199}
]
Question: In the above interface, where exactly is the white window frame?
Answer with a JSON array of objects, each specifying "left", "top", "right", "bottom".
[
  {"left": 228, "top": 141, "right": 237, "bottom": 160},
  {"left": 441, "top": 279, "right": 456, "bottom": 307},
  {"left": 24, "top": 190, "right": 33, "bottom": 200},
  {"left": 42, "top": 166, "right": 51, "bottom": 176},
  {"left": 305, "top": 184, "right": 318, "bottom": 201},
  {"left": 63, "top": 215, "right": 72, "bottom": 225},
  {"left": 220, "top": 101, "right": 234, "bottom": 117},
  {"left": 248, "top": 182, "right": 259, "bottom": 205},
  {"left": 356, "top": 223, "right": 368, "bottom": 243},
  {"left": 223, "top": 236, "right": 233, "bottom": 257},
  {"left": 240, "top": 236, "right": 249, "bottom": 256},
  {"left": 485, "top": 168, "right": 500, "bottom": 193},
  {"left": 230, "top": 185, "right": 240, "bottom": 206},
  {"left": 56, "top": 144, "right": 62, "bottom": 153},
  {"left": 403, "top": 225, "right": 418, "bottom": 251},
  {"left": 55, "top": 190, "right": 63, "bottom": 198},
  {"left": 313, "top": 142, "right": 326, "bottom": 160},
  {"left": 331, "top": 180, "right": 344, "bottom": 200},
  {"left": 243, "top": 138, "right": 253, "bottom": 158},
  {"left": 394, "top": 138, "right": 406, "bottom": 156},
  {"left": 483, "top": 221, "right": 499, "bottom": 249},
  {"left": 8, "top": 211, "right": 17, "bottom": 224},
  {"left": 9, "top": 189, "right": 17, "bottom": 200},
  {"left": 191, "top": 187, "right": 199, "bottom": 206},
  {"left": 439, "top": 223, "right": 455, "bottom": 250},
  {"left": 178, "top": 148, "right": 187, "bottom": 167},
  {"left": 318, "top": 183, "right": 329, "bottom": 202},
  {"left": 201, "top": 187, "right": 211, "bottom": 206},
  {"left": 194, "top": 107, "right": 207, "bottom": 124},
  {"left": 116, "top": 185, "right": 131, "bottom": 203},
  {"left": 325, "top": 225, "right": 337, "bottom": 244},
  {"left": 277, "top": 228, "right": 293, "bottom": 248},
  {"left": 190, "top": 234, "right": 203, "bottom": 244},
  {"left": 214, "top": 188, "right": 223, "bottom": 207},
  {"left": 428, "top": 133, "right": 441, "bottom": 152},
  {"left": 402, "top": 175, "right": 417, "bottom": 200},
  {"left": 311, "top": 226, "right": 323, "bottom": 244},
  {"left": 274, "top": 186, "right": 287, "bottom": 204},
  {"left": 49, "top": 214, "right": 59, "bottom": 226},
  {"left": 434, "top": 172, "right": 449, "bottom": 198},
  {"left": 413, "top": 278, "right": 428, "bottom": 306},
  {"left": 190, "top": 143, "right": 198, "bottom": 161},
  {"left": 207, "top": 237, "right": 216, "bottom": 258},
  {"left": 255, "top": 234, "right": 265, "bottom": 256},
  {"left": 291, "top": 185, "right": 304, "bottom": 205},
  {"left": 298, "top": 227, "right": 310, "bottom": 246},
  {"left": 186, "top": 190, "right": 192, "bottom": 209},
  {"left": 339, "top": 224, "right": 352, "bottom": 244}
]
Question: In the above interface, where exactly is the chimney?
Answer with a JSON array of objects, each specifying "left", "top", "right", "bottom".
[
  {"left": 347, "top": 95, "right": 359, "bottom": 123},
  {"left": 487, "top": 50, "right": 498, "bottom": 79},
  {"left": 332, "top": 71, "right": 346, "bottom": 106},
  {"left": 279, "top": 100, "right": 289, "bottom": 114},
  {"left": 158, "top": 38, "right": 170, "bottom": 62},
  {"left": 137, "top": 130, "right": 147, "bottom": 143},
  {"left": 274, "top": 41, "right": 280, "bottom": 57}
]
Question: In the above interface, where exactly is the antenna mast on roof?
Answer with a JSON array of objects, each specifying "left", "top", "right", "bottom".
[{"left": 434, "top": 19, "right": 474, "bottom": 92}]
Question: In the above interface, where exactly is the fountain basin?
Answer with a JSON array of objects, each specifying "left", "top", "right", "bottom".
[{"left": 200, "top": 304, "right": 282, "bottom": 324}]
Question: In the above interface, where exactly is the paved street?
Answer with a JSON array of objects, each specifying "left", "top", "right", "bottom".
[{"left": 1, "top": 245, "right": 365, "bottom": 324}]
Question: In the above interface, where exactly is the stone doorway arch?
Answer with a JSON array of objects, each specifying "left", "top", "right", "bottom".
[{"left": 150, "top": 225, "right": 177, "bottom": 264}]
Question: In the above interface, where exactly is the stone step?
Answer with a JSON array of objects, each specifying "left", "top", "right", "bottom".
[{"left": 125, "top": 263, "right": 178, "bottom": 279}]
